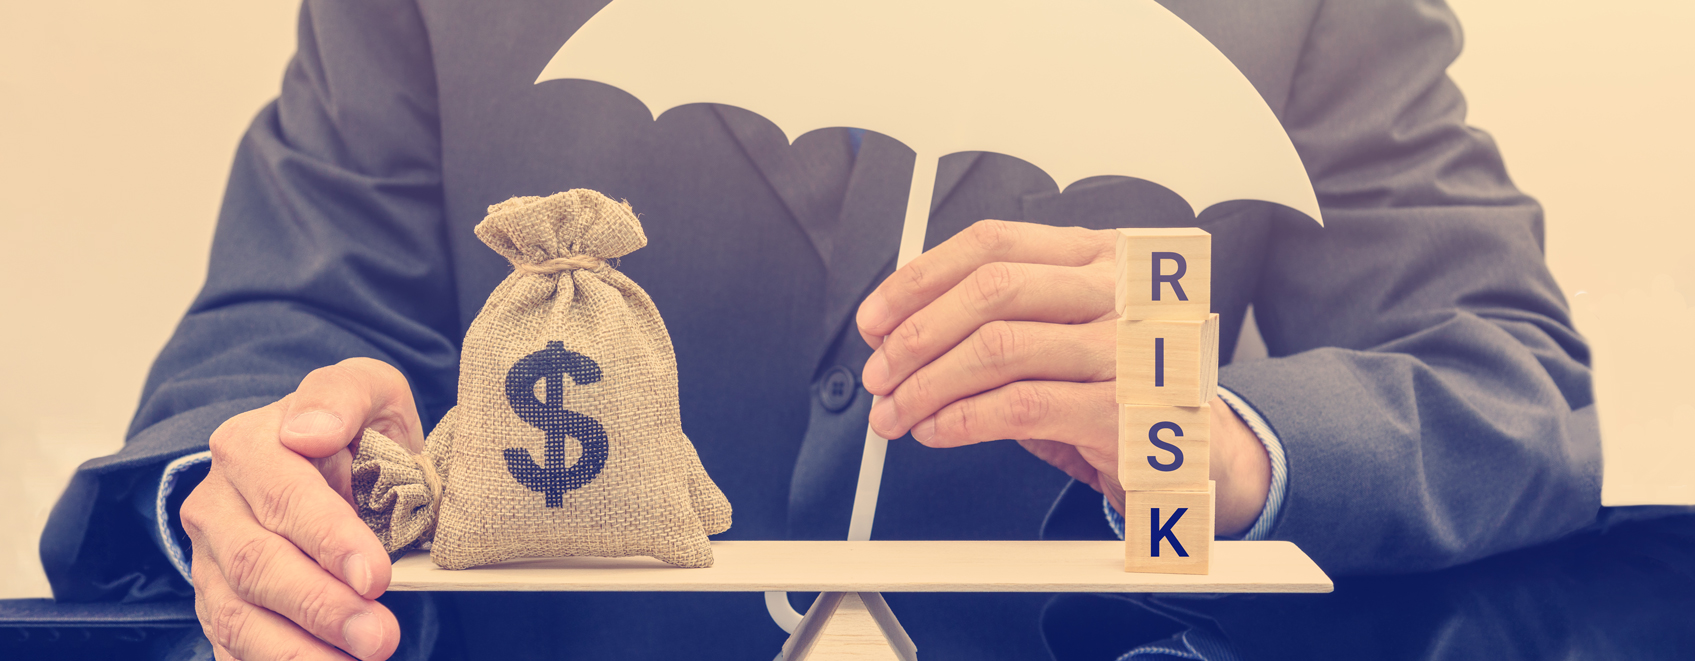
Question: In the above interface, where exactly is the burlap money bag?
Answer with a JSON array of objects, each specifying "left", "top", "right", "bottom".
[{"left": 352, "top": 190, "right": 731, "bottom": 569}]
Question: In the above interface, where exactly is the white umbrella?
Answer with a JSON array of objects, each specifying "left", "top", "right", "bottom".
[{"left": 536, "top": 0, "right": 1324, "bottom": 632}]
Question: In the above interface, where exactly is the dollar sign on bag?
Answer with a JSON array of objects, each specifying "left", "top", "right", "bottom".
[{"left": 503, "top": 341, "right": 609, "bottom": 507}]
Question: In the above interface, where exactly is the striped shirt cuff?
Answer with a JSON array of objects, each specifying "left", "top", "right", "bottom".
[
  {"left": 1118, "top": 627, "right": 1243, "bottom": 661},
  {"left": 155, "top": 450, "right": 213, "bottom": 585},
  {"left": 1214, "top": 387, "right": 1287, "bottom": 541}
]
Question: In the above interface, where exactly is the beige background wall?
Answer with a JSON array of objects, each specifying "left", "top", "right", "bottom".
[
  {"left": 1, "top": 1, "right": 1690, "bottom": 599},
  {"left": 0, "top": 1, "right": 301, "bottom": 599},
  {"left": 1444, "top": 1, "right": 1695, "bottom": 507}
]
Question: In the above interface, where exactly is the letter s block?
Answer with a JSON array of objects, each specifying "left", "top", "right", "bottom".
[
  {"left": 1116, "top": 314, "right": 1219, "bottom": 407},
  {"left": 1124, "top": 481, "right": 1214, "bottom": 575},
  {"left": 1114, "top": 228, "right": 1211, "bottom": 320},
  {"left": 1119, "top": 404, "right": 1210, "bottom": 491}
]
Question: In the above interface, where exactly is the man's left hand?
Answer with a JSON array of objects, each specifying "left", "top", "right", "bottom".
[{"left": 854, "top": 220, "right": 1270, "bottom": 535}]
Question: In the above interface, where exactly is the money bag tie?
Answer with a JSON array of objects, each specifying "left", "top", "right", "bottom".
[{"left": 353, "top": 189, "right": 732, "bottom": 569}]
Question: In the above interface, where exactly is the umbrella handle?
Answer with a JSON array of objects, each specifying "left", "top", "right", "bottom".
[
  {"left": 847, "top": 149, "right": 939, "bottom": 541},
  {"left": 847, "top": 405, "right": 892, "bottom": 542},
  {"left": 766, "top": 409, "right": 892, "bottom": 633},
  {"left": 764, "top": 591, "right": 804, "bottom": 634},
  {"left": 767, "top": 153, "right": 940, "bottom": 633}
]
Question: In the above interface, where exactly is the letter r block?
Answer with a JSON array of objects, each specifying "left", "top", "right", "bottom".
[
  {"left": 1114, "top": 228, "right": 1211, "bottom": 319},
  {"left": 1124, "top": 481, "right": 1214, "bottom": 575},
  {"left": 1116, "top": 314, "right": 1219, "bottom": 407},
  {"left": 1119, "top": 404, "right": 1210, "bottom": 491}
]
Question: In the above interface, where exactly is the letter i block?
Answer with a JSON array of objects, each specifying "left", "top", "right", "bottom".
[
  {"left": 1116, "top": 314, "right": 1219, "bottom": 407},
  {"left": 1114, "top": 228, "right": 1211, "bottom": 320},
  {"left": 1118, "top": 404, "right": 1210, "bottom": 491},
  {"left": 1124, "top": 482, "right": 1214, "bottom": 575}
]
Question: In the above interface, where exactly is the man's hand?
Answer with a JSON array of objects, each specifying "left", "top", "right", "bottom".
[
  {"left": 854, "top": 220, "right": 1270, "bottom": 536},
  {"left": 180, "top": 358, "right": 424, "bottom": 660}
]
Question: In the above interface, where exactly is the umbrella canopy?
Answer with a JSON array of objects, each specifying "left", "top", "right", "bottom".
[
  {"left": 536, "top": 0, "right": 1325, "bottom": 633},
  {"left": 538, "top": 0, "right": 1323, "bottom": 235}
]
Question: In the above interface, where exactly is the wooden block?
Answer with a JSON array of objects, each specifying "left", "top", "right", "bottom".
[
  {"left": 1114, "top": 228, "right": 1211, "bottom": 319},
  {"left": 1116, "top": 314, "right": 1219, "bottom": 407},
  {"left": 1119, "top": 404, "right": 1210, "bottom": 491},
  {"left": 1124, "top": 482, "right": 1214, "bottom": 575}
]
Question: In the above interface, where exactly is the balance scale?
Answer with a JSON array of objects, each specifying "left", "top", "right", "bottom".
[
  {"left": 415, "top": 2, "right": 1339, "bottom": 655},
  {"left": 390, "top": 540, "right": 1330, "bottom": 660}
]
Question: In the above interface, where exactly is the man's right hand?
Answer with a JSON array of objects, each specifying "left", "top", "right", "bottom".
[{"left": 180, "top": 358, "right": 426, "bottom": 661}]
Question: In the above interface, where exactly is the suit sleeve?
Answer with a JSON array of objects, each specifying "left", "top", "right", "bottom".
[
  {"left": 1217, "top": 0, "right": 1601, "bottom": 574},
  {"left": 41, "top": 0, "right": 459, "bottom": 601}
]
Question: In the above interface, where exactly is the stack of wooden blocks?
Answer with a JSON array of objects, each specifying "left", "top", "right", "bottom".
[{"left": 1114, "top": 228, "right": 1218, "bottom": 575}]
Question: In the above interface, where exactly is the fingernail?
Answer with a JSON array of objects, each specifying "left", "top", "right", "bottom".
[
  {"left": 344, "top": 554, "right": 372, "bottom": 595},
  {"left": 869, "top": 398, "right": 899, "bottom": 438},
  {"left": 912, "top": 417, "right": 936, "bottom": 444},
  {"left": 858, "top": 292, "right": 890, "bottom": 331},
  {"left": 862, "top": 351, "right": 890, "bottom": 392},
  {"left": 286, "top": 410, "right": 344, "bottom": 436},
  {"left": 342, "top": 612, "right": 383, "bottom": 659}
]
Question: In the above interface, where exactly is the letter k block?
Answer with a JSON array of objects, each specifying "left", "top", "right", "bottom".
[{"left": 1124, "top": 482, "right": 1214, "bottom": 574}]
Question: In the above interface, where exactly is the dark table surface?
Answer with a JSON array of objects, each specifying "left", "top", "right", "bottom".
[{"left": 1043, "top": 512, "right": 1695, "bottom": 660}]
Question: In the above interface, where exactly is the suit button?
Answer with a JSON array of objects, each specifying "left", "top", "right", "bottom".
[{"left": 818, "top": 366, "right": 858, "bottom": 413}]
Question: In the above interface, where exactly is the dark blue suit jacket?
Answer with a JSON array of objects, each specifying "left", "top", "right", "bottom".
[{"left": 41, "top": 1, "right": 1601, "bottom": 658}]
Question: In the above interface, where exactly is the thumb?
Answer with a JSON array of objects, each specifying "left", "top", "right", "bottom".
[{"left": 280, "top": 358, "right": 426, "bottom": 457}]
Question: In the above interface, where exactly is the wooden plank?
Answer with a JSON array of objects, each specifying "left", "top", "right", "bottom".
[
  {"left": 1114, "top": 227, "right": 1211, "bottom": 320},
  {"left": 388, "top": 540, "right": 1330, "bottom": 593},
  {"left": 1124, "top": 482, "right": 1214, "bottom": 575},
  {"left": 1119, "top": 404, "right": 1210, "bottom": 491},
  {"left": 1116, "top": 314, "right": 1220, "bottom": 407}
]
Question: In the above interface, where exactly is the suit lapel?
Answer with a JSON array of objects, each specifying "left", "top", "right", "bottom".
[
  {"left": 818, "top": 143, "right": 984, "bottom": 353},
  {"left": 932, "top": 152, "right": 983, "bottom": 217},
  {"left": 712, "top": 103, "right": 989, "bottom": 357},
  {"left": 712, "top": 106, "right": 854, "bottom": 266},
  {"left": 819, "top": 131, "right": 907, "bottom": 345}
]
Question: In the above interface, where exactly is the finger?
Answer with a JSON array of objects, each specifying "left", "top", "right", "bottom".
[
  {"left": 1102, "top": 472, "right": 1128, "bottom": 515},
  {"left": 314, "top": 447, "right": 357, "bottom": 508},
  {"left": 857, "top": 220, "right": 1110, "bottom": 347},
  {"left": 862, "top": 262, "right": 1113, "bottom": 396},
  {"left": 1016, "top": 438, "right": 1103, "bottom": 489},
  {"left": 868, "top": 320, "right": 1113, "bottom": 439},
  {"left": 185, "top": 471, "right": 399, "bottom": 660},
  {"left": 207, "top": 406, "right": 394, "bottom": 599},
  {"left": 281, "top": 358, "right": 425, "bottom": 457},
  {"left": 914, "top": 381, "right": 1118, "bottom": 473},
  {"left": 191, "top": 536, "right": 358, "bottom": 661}
]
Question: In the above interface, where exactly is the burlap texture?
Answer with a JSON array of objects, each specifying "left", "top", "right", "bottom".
[
  {"left": 351, "top": 418, "right": 453, "bottom": 562},
  {"left": 352, "top": 190, "right": 731, "bottom": 569}
]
